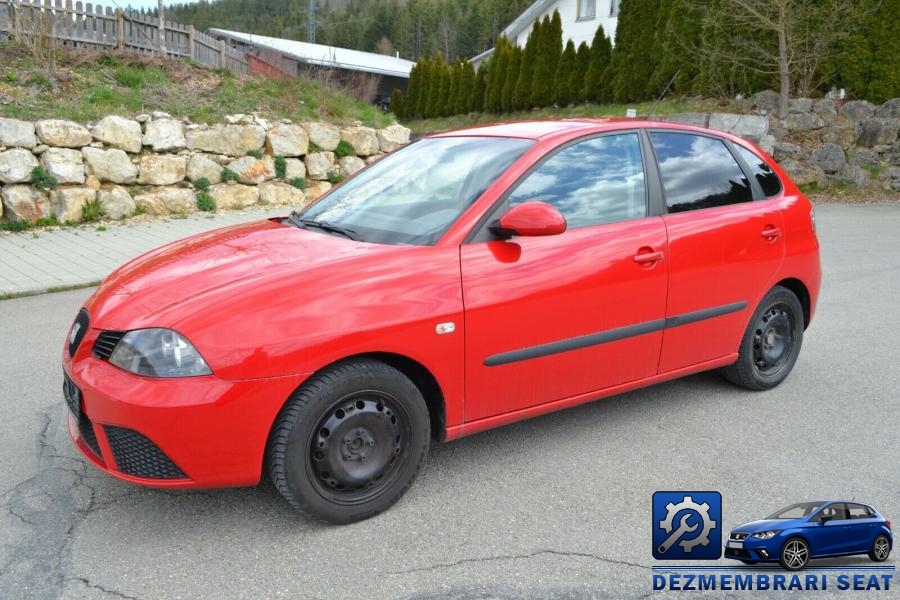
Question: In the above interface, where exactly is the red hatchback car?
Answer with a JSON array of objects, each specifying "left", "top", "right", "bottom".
[{"left": 63, "top": 120, "right": 820, "bottom": 522}]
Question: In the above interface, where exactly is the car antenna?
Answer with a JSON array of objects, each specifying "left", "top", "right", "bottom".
[{"left": 647, "top": 68, "right": 681, "bottom": 121}]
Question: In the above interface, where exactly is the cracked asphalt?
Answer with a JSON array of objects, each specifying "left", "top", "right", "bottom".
[{"left": 1, "top": 203, "right": 898, "bottom": 599}]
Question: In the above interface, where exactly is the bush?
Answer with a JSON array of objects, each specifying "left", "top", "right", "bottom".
[
  {"left": 288, "top": 177, "right": 306, "bottom": 190},
  {"left": 246, "top": 149, "right": 263, "bottom": 159},
  {"left": 334, "top": 140, "right": 355, "bottom": 158},
  {"left": 274, "top": 155, "right": 287, "bottom": 179},
  {"left": 221, "top": 168, "right": 239, "bottom": 182},
  {"left": 81, "top": 199, "right": 105, "bottom": 223},
  {"left": 197, "top": 191, "right": 216, "bottom": 212},
  {"left": 193, "top": 177, "right": 211, "bottom": 192},
  {"left": 30, "top": 166, "right": 58, "bottom": 189}
]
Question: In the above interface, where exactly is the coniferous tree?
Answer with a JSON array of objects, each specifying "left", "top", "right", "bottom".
[
  {"left": 502, "top": 46, "right": 522, "bottom": 112},
  {"left": 585, "top": 24, "right": 612, "bottom": 103},
  {"left": 554, "top": 40, "right": 577, "bottom": 106},
  {"left": 514, "top": 19, "right": 540, "bottom": 110},
  {"left": 488, "top": 38, "right": 511, "bottom": 112},
  {"left": 405, "top": 60, "right": 422, "bottom": 118},
  {"left": 425, "top": 56, "right": 445, "bottom": 118},
  {"left": 457, "top": 61, "right": 476, "bottom": 114},
  {"left": 648, "top": 0, "right": 703, "bottom": 97},
  {"left": 445, "top": 62, "right": 460, "bottom": 116},
  {"left": 416, "top": 57, "right": 433, "bottom": 118},
  {"left": 437, "top": 59, "right": 452, "bottom": 117},
  {"left": 609, "top": 0, "right": 664, "bottom": 103},
  {"left": 571, "top": 42, "right": 591, "bottom": 104},
  {"left": 471, "top": 62, "right": 488, "bottom": 112},
  {"left": 838, "top": 0, "right": 900, "bottom": 102},
  {"left": 390, "top": 89, "right": 405, "bottom": 118},
  {"left": 531, "top": 12, "right": 562, "bottom": 107}
]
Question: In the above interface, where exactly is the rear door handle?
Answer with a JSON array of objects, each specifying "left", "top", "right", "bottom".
[
  {"left": 761, "top": 226, "right": 782, "bottom": 240},
  {"left": 634, "top": 250, "right": 664, "bottom": 264}
]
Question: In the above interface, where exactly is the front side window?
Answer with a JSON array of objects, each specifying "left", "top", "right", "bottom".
[
  {"left": 300, "top": 136, "right": 534, "bottom": 245},
  {"left": 578, "top": 0, "right": 596, "bottom": 20},
  {"left": 815, "top": 503, "right": 849, "bottom": 522},
  {"left": 734, "top": 144, "right": 782, "bottom": 198},
  {"left": 506, "top": 133, "right": 646, "bottom": 229},
  {"left": 651, "top": 132, "right": 753, "bottom": 213}
]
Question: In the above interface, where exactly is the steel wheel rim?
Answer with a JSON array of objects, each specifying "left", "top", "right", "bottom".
[
  {"left": 753, "top": 302, "right": 795, "bottom": 375},
  {"left": 875, "top": 538, "right": 889, "bottom": 559},
  {"left": 784, "top": 540, "right": 808, "bottom": 568},
  {"left": 306, "top": 390, "right": 410, "bottom": 505}
]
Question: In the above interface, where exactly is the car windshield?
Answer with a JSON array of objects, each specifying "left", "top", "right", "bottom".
[
  {"left": 767, "top": 502, "right": 825, "bottom": 519},
  {"left": 295, "top": 136, "right": 534, "bottom": 245}
]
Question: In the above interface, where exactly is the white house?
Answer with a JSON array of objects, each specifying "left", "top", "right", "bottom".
[{"left": 470, "top": 0, "right": 621, "bottom": 69}]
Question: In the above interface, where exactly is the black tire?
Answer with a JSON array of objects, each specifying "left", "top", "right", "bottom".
[
  {"left": 869, "top": 535, "right": 891, "bottom": 562},
  {"left": 740, "top": 560, "right": 758, "bottom": 565},
  {"left": 721, "top": 285, "right": 804, "bottom": 390},
  {"left": 779, "top": 537, "right": 810, "bottom": 571},
  {"left": 267, "top": 358, "right": 430, "bottom": 524}
]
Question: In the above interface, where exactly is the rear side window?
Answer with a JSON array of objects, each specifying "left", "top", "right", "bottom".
[
  {"left": 847, "top": 504, "right": 873, "bottom": 519},
  {"left": 734, "top": 145, "right": 782, "bottom": 198},
  {"left": 650, "top": 132, "right": 753, "bottom": 213},
  {"left": 507, "top": 133, "right": 647, "bottom": 228}
]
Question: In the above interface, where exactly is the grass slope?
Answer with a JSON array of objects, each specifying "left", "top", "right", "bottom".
[{"left": 0, "top": 42, "right": 393, "bottom": 127}]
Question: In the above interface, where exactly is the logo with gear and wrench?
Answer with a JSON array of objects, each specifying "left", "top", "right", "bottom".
[{"left": 652, "top": 492, "right": 722, "bottom": 560}]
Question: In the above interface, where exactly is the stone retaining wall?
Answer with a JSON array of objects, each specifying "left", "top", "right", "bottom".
[
  {"left": 0, "top": 113, "right": 411, "bottom": 224},
  {"left": 661, "top": 94, "right": 900, "bottom": 192}
]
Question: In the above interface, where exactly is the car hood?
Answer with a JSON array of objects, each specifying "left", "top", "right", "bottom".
[
  {"left": 733, "top": 519, "right": 800, "bottom": 533},
  {"left": 85, "top": 219, "right": 409, "bottom": 331}
]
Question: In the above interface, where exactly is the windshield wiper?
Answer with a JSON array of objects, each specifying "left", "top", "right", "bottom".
[{"left": 288, "top": 213, "right": 360, "bottom": 241}]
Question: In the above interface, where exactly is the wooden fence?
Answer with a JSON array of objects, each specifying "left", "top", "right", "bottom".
[{"left": 0, "top": 0, "right": 247, "bottom": 74}]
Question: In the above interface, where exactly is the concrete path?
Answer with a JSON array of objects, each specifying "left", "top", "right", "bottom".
[{"left": 0, "top": 208, "right": 286, "bottom": 296}]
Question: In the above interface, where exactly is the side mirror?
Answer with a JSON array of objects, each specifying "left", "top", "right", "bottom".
[
  {"left": 819, "top": 514, "right": 834, "bottom": 523},
  {"left": 490, "top": 201, "right": 567, "bottom": 238}
]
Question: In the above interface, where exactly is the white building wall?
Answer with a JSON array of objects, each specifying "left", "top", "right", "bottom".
[{"left": 514, "top": 0, "right": 619, "bottom": 49}]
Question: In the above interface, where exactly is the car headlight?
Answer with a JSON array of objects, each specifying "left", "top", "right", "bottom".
[
  {"left": 109, "top": 329, "right": 211, "bottom": 378},
  {"left": 752, "top": 530, "right": 779, "bottom": 539}
]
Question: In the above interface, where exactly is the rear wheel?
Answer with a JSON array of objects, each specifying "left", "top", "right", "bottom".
[
  {"left": 267, "top": 358, "right": 430, "bottom": 523},
  {"left": 779, "top": 537, "right": 810, "bottom": 571},
  {"left": 869, "top": 535, "right": 891, "bottom": 562},
  {"left": 721, "top": 285, "right": 804, "bottom": 390}
]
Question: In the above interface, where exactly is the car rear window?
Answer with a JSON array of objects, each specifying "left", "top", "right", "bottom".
[
  {"left": 650, "top": 132, "right": 753, "bottom": 213},
  {"left": 734, "top": 145, "right": 782, "bottom": 198}
]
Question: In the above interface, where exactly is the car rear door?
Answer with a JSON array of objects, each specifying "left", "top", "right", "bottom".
[
  {"left": 847, "top": 503, "right": 878, "bottom": 552},
  {"left": 461, "top": 131, "right": 669, "bottom": 422},
  {"left": 647, "top": 131, "right": 786, "bottom": 373}
]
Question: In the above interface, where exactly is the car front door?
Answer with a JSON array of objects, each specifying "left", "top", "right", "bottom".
[
  {"left": 813, "top": 504, "right": 853, "bottom": 556},
  {"left": 648, "top": 132, "right": 787, "bottom": 373},
  {"left": 461, "top": 132, "right": 669, "bottom": 422}
]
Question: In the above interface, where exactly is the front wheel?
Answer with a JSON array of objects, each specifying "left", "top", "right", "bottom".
[
  {"left": 779, "top": 537, "right": 810, "bottom": 571},
  {"left": 869, "top": 535, "right": 891, "bottom": 562},
  {"left": 721, "top": 285, "right": 804, "bottom": 390},
  {"left": 267, "top": 358, "right": 431, "bottom": 524}
]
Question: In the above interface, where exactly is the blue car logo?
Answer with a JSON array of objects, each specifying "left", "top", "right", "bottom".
[
  {"left": 653, "top": 492, "right": 722, "bottom": 560},
  {"left": 725, "top": 501, "right": 893, "bottom": 570}
]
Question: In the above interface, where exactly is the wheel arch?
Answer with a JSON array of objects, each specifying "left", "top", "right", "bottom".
[
  {"left": 774, "top": 277, "right": 811, "bottom": 328},
  {"left": 782, "top": 533, "right": 814, "bottom": 556}
]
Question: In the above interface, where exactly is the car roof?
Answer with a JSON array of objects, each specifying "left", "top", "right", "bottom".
[{"left": 427, "top": 118, "right": 735, "bottom": 142}]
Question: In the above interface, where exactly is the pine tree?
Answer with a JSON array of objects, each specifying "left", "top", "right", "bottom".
[
  {"left": 585, "top": 24, "right": 612, "bottom": 103},
  {"left": 457, "top": 61, "right": 476, "bottom": 114},
  {"left": 554, "top": 40, "right": 577, "bottom": 106},
  {"left": 404, "top": 62, "right": 418, "bottom": 119},
  {"left": 437, "top": 60, "right": 452, "bottom": 117},
  {"left": 571, "top": 42, "right": 591, "bottom": 104},
  {"left": 609, "top": 0, "right": 664, "bottom": 103},
  {"left": 390, "top": 89, "right": 405, "bottom": 118},
  {"left": 502, "top": 46, "right": 522, "bottom": 112},
  {"left": 471, "top": 62, "right": 488, "bottom": 113},
  {"left": 531, "top": 12, "right": 562, "bottom": 108},
  {"left": 514, "top": 18, "right": 540, "bottom": 111},
  {"left": 488, "top": 38, "right": 510, "bottom": 113},
  {"left": 425, "top": 56, "right": 444, "bottom": 118},
  {"left": 445, "top": 62, "right": 460, "bottom": 116},
  {"left": 417, "top": 57, "right": 433, "bottom": 118}
]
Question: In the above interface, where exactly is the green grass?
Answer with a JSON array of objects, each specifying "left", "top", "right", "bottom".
[
  {"left": 288, "top": 177, "right": 305, "bottom": 190},
  {"left": 0, "top": 42, "right": 394, "bottom": 127},
  {"left": 274, "top": 155, "right": 287, "bottom": 179},
  {"left": 30, "top": 166, "right": 58, "bottom": 189},
  {"left": 401, "top": 98, "right": 737, "bottom": 133},
  {"left": 80, "top": 199, "right": 105, "bottom": 223},
  {"left": 197, "top": 191, "right": 216, "bottom": 212},
  {"left": 193, "top": 177, "right": 211, "bottom": 192},
  {"left": 0, "top": 280, "right": 103, "bottom": 302},
  {"left": 327, "top": 170, "right": 345, "bottom": 184},
  {"left": 334, "top": 140, "right": 355, "bottom": 158},
  {"left": 221, "top": 168, "right": 239, "bottom": 182},
  {"left": 246, "top": 149, "right": 263, "bottom": 159}
]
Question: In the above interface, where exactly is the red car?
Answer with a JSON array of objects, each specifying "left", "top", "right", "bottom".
[{"left": 63, "top": 120, "right": 820, "bottom": 523}]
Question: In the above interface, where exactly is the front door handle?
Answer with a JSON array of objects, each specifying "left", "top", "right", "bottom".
[
  {"left": 634, "top": 249, "right": 664, "bottom": 265},
  {"left": 761, "top": 225, "right": 782, "bottom": 240}
]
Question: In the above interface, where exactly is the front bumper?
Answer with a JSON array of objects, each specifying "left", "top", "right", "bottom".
[
  {"left": 64, "top": 331, "right": 309, "bottom": 488},
  {"left": 724, "top": 535, "right": 780, "bottom": 562}
]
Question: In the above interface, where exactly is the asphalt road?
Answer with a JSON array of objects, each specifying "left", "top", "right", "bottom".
[{"left": 1, "top": 203, "right": 897, "bottom": 600}]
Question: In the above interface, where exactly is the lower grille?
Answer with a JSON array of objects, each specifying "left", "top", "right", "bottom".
[
  {"left": 78, "top": 415, "right": 102, "bottom": 456},
  {"left": 105, "top": 426, "right": 187, "bottom": 479},
  {"left": 725, "top": 548, "right": 752, "bottom": 558}
]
